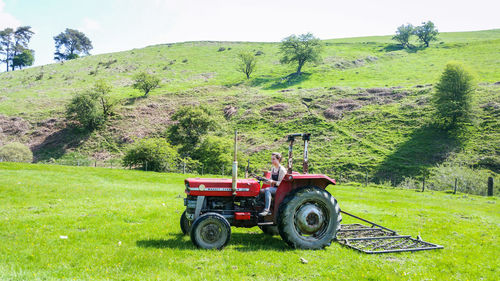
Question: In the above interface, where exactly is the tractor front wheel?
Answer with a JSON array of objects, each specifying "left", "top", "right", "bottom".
[
  {"left": 277, "top": 186, "right": 342, "bottom": 249},
  {"left": 190, "top": 213, "right": 231, "bottom": 249}
]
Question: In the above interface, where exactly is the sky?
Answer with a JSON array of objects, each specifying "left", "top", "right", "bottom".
[{"left": 1, "top": 0, "right": 499, "bottom": 67}]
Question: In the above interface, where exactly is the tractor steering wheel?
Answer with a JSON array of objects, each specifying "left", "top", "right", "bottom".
[{"left": 250, "top": 173, "right": 269, "bottom": 183}]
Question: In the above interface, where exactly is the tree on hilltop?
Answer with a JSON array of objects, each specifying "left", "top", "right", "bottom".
[
  {"left": 0, "top": 26, "right": 35, "bottom": 71},
  {"left": 279, "top": 33, "right": 323, "bottom": 75},
  {"left": 237, "top": 52, "right": 257, "bottom": 79},
  {"left": 12, "top": 49, "right": 34, "bottom": 70},
  {"left": 132, "top": 72, "right": 161, "bottom": 97},
  {"left": 414, "top": 21, "right": 439, "bottom": 47},
  {"left": 392, "top": 24, "right": 414, "bottom": 49},
  {"left": 54, "top": 28, "right": 93, "bottom": 61}
]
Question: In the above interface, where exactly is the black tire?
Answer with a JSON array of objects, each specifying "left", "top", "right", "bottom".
[
  {"left": 259, "top": 225, "right": 280, "bottom": 236},
  {"left": 190, "top": 213, "right": 231, "bottom": 250},
  {"left": 180, "top": 210, "right": 192, "bottom": 235},
  {"left": 277, "top": 186, "right": 342, "bottom": 249}
]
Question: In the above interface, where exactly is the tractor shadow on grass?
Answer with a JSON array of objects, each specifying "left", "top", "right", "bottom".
[
  {"left": 136, "top": 232, "right": 290, "bottom": 251},
  {"left": 373, "top": 124, "right": 465, "bottom": 185}
]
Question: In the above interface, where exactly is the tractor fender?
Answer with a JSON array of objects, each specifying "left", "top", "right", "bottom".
[{"left": 272, "top": 174, "right": 336, "bottom": 223}]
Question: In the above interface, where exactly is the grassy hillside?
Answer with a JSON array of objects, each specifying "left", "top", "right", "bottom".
[
  {"left": 0, "top": 162, "right": 498, "bottom": 280},
  {"left": 0, "top": 29, "right": 499, "bottom": 188}
]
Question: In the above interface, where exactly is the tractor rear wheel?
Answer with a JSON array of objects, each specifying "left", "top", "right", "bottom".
[
  {"left": 190, "top": 212, "right": 231, "bottom": 250},
  {"left": 277, "top": 186, "right": 342, "bottom": 249},
  {"left": 180, "top": 210, "right": 192, "bottom": 235},
  {"left": 259, "top": 225, "right": 280, "bottom": 236}
]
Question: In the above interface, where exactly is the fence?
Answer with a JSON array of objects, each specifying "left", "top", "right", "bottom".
[{"left": 0, "top": 157, "right": 497, "bottom": 196}]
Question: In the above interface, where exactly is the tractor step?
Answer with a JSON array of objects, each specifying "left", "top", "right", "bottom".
[
  {"left": 257, "top": 222, "right": 275, "bottom": 226},
  {"left": 336, "top": 211, "right": 443, "bottom": 254}
]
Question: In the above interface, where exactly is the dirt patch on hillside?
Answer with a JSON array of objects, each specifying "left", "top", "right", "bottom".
[
  {"left": 262, "top": 103, "right": 289, "bottom": 112},
  {"left": 323, "top": 88, "right": 409, "bottom": 120},
  {"left": 0, "top": 116, "right": 29, "bottom": 137},
  {"left": 323, "top": 56, "right": 378, "bottom": 69},
  {"left": 223, "top": 105, "right": 237, "bottom": 119},
  {"left": 323, "top": 99, "right": 362, "bottom": 120},
  {"left": 115, "top": 98, "right": 177, "bottom": 142},
  {"left": 353, "top": 87, "right": 409, "bottom": 104}
]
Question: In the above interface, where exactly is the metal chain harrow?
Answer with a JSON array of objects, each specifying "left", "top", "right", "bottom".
[{"left": 336, "top": 211, "right": 443, "bottom": 254}]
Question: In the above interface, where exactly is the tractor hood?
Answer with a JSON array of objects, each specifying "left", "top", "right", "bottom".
[{"left": 185, "top": 178, "right": 261, "bottom": 197}]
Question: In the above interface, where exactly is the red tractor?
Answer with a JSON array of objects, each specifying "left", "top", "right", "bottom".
[{"left": 181, "top": 133, "right": 342, "bottom": 249}]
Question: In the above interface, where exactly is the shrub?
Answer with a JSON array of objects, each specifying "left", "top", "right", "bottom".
[
  {"left": 66, "top": 91, "right": 105, "bottom": 130},
  {"left": 433, "top": 62, "right": 474, "bottom": 130},
  {"left": 166, "top": 106, "right": 218, "bottom": 156},
  {"left": 122, "top": 137, "right": 178, "bottom": 172},
  {"left": 192, "top": 136, "right": 232, "bottom": 174},
  {"left": 0, "top": 142, "right": 33, "bottom": 162},
  {"left": 218, "top": 47, "right": 226, "bottom": 52}
]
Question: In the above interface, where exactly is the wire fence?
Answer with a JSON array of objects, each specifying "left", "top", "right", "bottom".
[{"left": 0, "top": 157, "right": 496, "bottom": 196}]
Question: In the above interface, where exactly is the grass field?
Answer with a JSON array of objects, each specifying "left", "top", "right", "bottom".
[{"left": 1, "top": 162, "right": 498, "bottom": 280}]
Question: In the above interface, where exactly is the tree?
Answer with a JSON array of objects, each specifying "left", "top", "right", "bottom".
[
  {"left": 166, "top": 106, "right": 218, "bottom": 156},
  {"left": 66, "top": 91, "right": 105, "bottom": 130},
  {"left": 12, "top": 49, "right": 34, "bottom": 69},
  {"left": 193, "top": 136, "right": 232, "bottom": 174},
  {"left": 122, "top": 137, "right": 179, "bottom": 172},
  {"left": 392, "top": 24, "right": 414, "bottom": 49},
  {"left": 433, "top": 62, "right": 475, "bottom": 130},
  {"left": 54, "top": 28, "right": 93, "bottom": 61},
  {"left": 414, "top": 21, "right": 439, "bottom": 47},
  {"left": 279, "top": 33, "right": 322, "bottom": 75},
  {"left": 12, "top": 26, "right": 35, "bottom": 70},
  {"left": 237, "top": 52, "right": 257, "bottom": 79},
  {"left": 0, "top": 28, "right": 14, "bottom": 71},
  {"left": 66, "top": 80, "right": 116, "bottom": 130},
  {"left": 132, "top": 72, "right": 161, "bottom": 97},
  {"left": 0, "top": 26, "right": 34, "bottom": 71},
  {"left": 91, "top": 80, "right": 115, "bottom": 117}
]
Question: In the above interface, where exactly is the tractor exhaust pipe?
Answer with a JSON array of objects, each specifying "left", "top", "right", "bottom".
[{"left": 232, "top": 130, "right": 238, "bottom": 195}]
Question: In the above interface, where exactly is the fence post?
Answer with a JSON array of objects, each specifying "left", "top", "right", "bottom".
[
  {"left": 201, "top": 164, "right": 204, "bottom": 175},
  {"left": 94, "top": 160, "right": 97, "bottom": 167},
  {"left": 339, "top": 171, "right": 342, "bottom": 185},
  {"left": 454, "top": 178, "right": 458, "bottom": 194},
  {"left": 421, "top": 175, "right": 425, "bottom": 192},
  {"left": 488, "top": 177, "right": 494, "bottom": 196},
  {"left": 365, "top": 170, "right": 368, "bottom": 187},
  {"left": 145, "top": 161, "right": 148, "bottom": 171},
  {"left": 183, "top": 162, "right": 186, "bottom": 174},
  {"left": 222, "top": 165, "right": 224, "bottom": 176}
]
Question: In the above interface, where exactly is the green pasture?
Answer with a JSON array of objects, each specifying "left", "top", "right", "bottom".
[{"left": 1, "top": 163, "right": 498, "bottom": 280}]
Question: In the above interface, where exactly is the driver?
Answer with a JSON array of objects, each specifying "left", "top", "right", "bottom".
[{"left": 259, "top": 152, "right": 286, "bottom": 216}]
